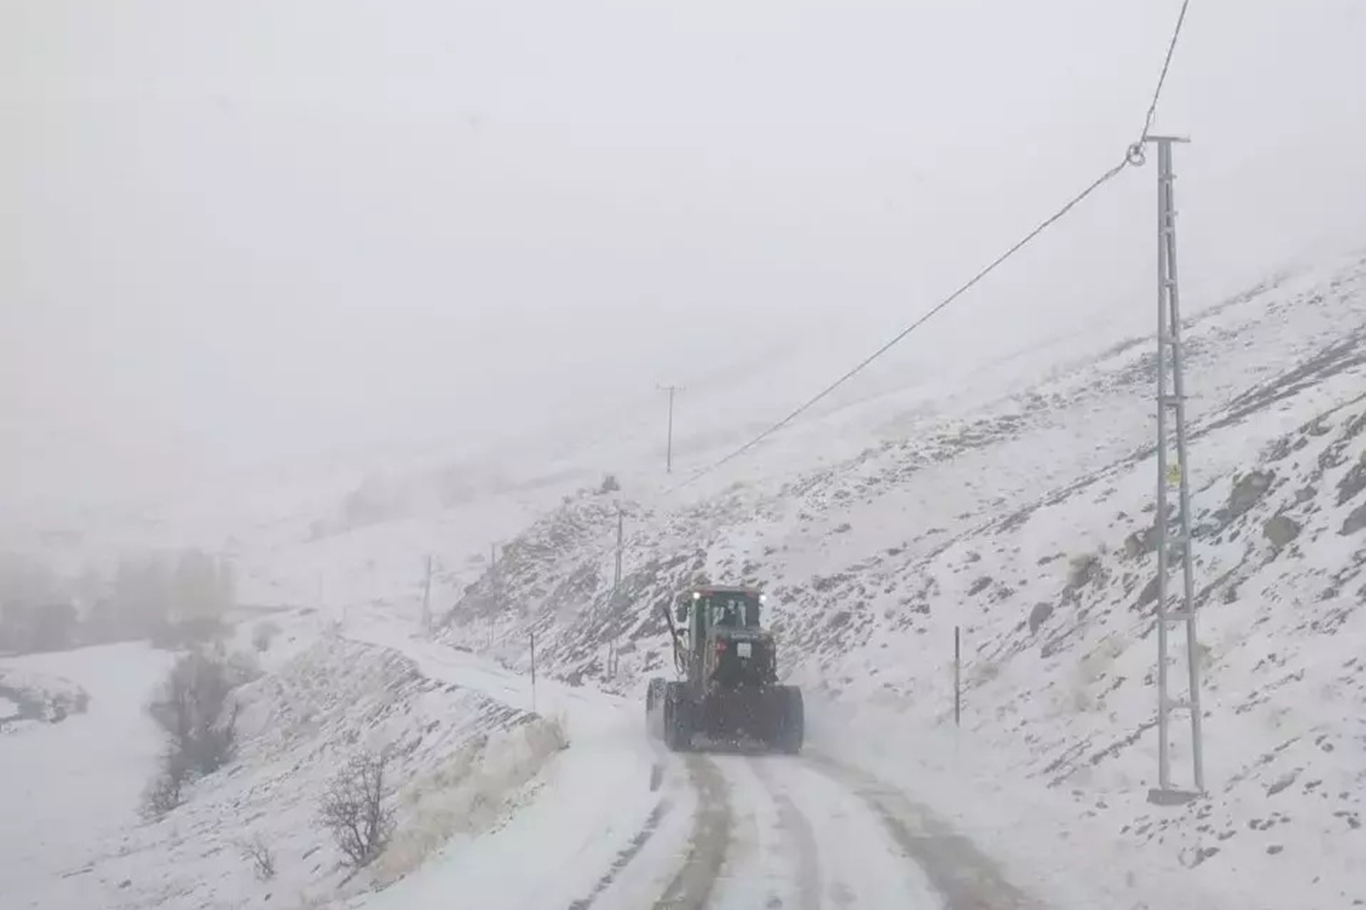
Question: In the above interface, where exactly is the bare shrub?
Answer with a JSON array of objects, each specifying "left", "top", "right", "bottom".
[
  {"left": 147, "top": 651, "right": 245, "bottom": 775},
  {"left": 238, "top": 833, "right": 277, "bottom": 881},
  {"left": 534, "top": 712, "right": 571, "bottom": 753},
  {"left": 1065, "top": 552, "right": 1102, "bottom": 591},
  {"left": 140, "top": 750, "right": 189, "bottom": 820},
  {"left": 319, "top": 750, "right": 395, "bottom": 867}
]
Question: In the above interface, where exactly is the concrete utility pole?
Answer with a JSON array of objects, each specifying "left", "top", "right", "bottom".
[
  {"left": 490, "top": 543, "right": 500, "bottom": 611},
  {"left": 614, "top": 504, "right": 624, "bottom": 593},
  {"left": 420, "top": 554, "right": 433, "bottom": 637},
  {"left": 610, "top": 503, "right": 624, "bottom": 677},
  {"left": 1146, "top": 134, "right": 1205, "bottom": 804},
  {"left": 657, "top": 384, "right": 684, "bottom": 473}
]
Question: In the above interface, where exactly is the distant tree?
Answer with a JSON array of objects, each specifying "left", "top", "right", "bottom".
[
  {"left": 342, "top": 474, "right": 400, "bottom": 528},
  {"left": 147, "top": 651, "right": 241, "bottom": 775},
  {"left": 319, "top": 751, "right": 395, "bottom": 867},
  {"left": 173, "top": 549, "right": 221, "bottom": 622},
  {"left": 112, "top": 554, "right": 172, "bottom": 638},
  {"left": 0, "top": 553, "right": 59, "bottom": 651},
  {"left": 82, "top": 597, "right": 119, "bottom": 645},
  {"left": 31, "top": 602, "right": 78, "bottom": 652},
  {"left": 599, "top": 474, "right": 621, "bottom": 494},
  {"left": 0, "top": 599, "right": 35, "bottom": 652},
  {"left": 215, "top": 556, "right": 237, "bottom": 612}
]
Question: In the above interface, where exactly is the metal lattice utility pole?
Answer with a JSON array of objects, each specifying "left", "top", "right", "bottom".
[
  {"left": 657, "top": 384, "right": 683, "bottom": 473},
  {"left": 1147, "top": 134, "right": 1205, "bottom": 804}
]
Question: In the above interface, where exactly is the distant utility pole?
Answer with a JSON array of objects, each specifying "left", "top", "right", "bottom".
[
  {"left": 420, "top": 554, "right": 433, "bottom": 636},
  {"left": 610, "top": 503, "right": 624, "bottom": 678},
  {"left": 657, "top": 384, "right": 684, "bottom": 473},
  {"left": 487, "top": 542, "right": 501, "bottom": 649},
  {"left": 614, "top": 504, "right": 624, "bottom": 593},
  {"left": 953, "top": 625, "right": 961, "bottom": 728},
  {"left": 1147, "top": 134, "right": 1205, "bottom": 805},
  {"left": 490, "top": 543, "right": 500, "bottom": 612}
]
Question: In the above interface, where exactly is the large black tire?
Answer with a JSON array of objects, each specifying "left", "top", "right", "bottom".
[
  {"left": 774, "top": 686, "right": 804, "bottom": 754},
  {"left": 645, "top": 677, "right": 667, "bottom": 738},
  {"left": 663, "top": 681, "right": 693, "bottom": 752}
]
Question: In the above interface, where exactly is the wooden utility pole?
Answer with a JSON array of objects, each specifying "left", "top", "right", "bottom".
[{"left": 657, "top": 384, "right": 684, "bottom": 473}]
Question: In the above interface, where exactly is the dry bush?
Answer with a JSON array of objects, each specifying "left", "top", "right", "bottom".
[
  {"left": 238, "top": 833, "right": 277, "bottom": 881},
  {"left": 319, "top": 750, "right": 395, "bottom": 867},
  {"left": 140, "top": 750, "right": 189, "bottom": 820}
]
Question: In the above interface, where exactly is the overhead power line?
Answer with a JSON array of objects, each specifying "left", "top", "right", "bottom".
[
  {"left": 1139, "top": 0, "right": 1193, "bottom": 144},
  {"left": 670, "top": 1, "right": 1197, "bottom": 492}
]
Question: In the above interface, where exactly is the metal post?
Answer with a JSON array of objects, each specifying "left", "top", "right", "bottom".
[
  {"left": 953, "top": 626, "right": 961, "bottom": 727},
  {"left": 1147, "top": 135, "right": 1204, "bottom": 804},
  {"left": 530, "top": 630, "right": 537, "bottom": 712}
]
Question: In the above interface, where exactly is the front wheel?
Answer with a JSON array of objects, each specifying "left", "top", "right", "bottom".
[
  {"left": 645, "top": 677, "right": 666, "bottom": 738},
  {"left": 663, "top": 682, "right": 693, "bottom": 752}
]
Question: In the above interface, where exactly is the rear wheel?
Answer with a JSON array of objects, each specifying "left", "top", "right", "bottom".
[{"left": 774, "top": 686, "right": 804, "bottom": 754}]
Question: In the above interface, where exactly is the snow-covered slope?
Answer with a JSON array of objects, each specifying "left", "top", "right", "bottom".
[
  {"left": 11, "top": 247, "right": 1366, "bottom": 910},
  {"left": 0, "top": 626, "right": 568, "bottom": 910},
  {"left": 429, "top": 248, "right": 1366, "bottom": 907}
]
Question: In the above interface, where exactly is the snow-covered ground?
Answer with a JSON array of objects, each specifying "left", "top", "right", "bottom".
[
  {"left": 5, "top": 247, "right": 1366, "bottom": 909},
  {"left": 0, "top": 643, "right": 174, "bottom": 907}
]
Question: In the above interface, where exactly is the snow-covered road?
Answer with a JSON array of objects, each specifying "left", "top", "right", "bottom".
[{"left": 347, "top": 618, "right": 1033, "bottom": 910}]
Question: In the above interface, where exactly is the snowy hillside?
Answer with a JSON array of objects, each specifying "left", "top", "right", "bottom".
[
  {"left": 430, "top": 248, "right": 1366, "bottom": 907},
  {"left": 8, "top": 248, "right": 1365, "bottom": 910},
  {"left": 0, "top": 621, "right": 567, "bottom": 910}
]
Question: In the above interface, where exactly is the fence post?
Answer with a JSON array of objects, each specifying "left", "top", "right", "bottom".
[
  {"left": 953, "top": 625, "right": 961, "bottom": 727},
  {"left": 530, "top": 631, "right": 537, "bottom": 712}
]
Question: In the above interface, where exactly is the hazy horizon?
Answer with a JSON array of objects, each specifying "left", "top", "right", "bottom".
[{"left": 7, "top": 0, "right": 1365, "bottom": 519}]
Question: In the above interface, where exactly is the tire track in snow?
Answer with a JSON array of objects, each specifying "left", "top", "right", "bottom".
[
  {"left": 805, "top": 754, "right": 1044, "bottom": 910},
  {"left": 747, "top": 757, "right": 823, "bottom": 910},
  {"left": 758, "top": 756, "right": 945, "bottom": 909},
  {"left": 567, "top": 798, "right": 671, "bottom": 910},
  {"left": 651, "top": 754, "right": 732, "bottom": 910}
]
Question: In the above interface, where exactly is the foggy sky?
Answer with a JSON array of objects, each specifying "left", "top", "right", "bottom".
[{"left": 6, "top": 0, "right": 1365, "bottom": 518}]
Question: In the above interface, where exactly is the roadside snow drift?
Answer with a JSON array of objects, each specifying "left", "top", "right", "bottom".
[{"left": 9, "top": 636, "right": 562, "bottom": 910}]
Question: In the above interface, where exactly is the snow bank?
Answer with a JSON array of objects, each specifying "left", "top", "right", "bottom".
[{"left": 19, "top": 636, "right": 562, "bottom": 910}]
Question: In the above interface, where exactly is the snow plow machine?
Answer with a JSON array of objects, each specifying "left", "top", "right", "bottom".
[{"left": 646, "top": 584, "right": 803, "bottom": 753}]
